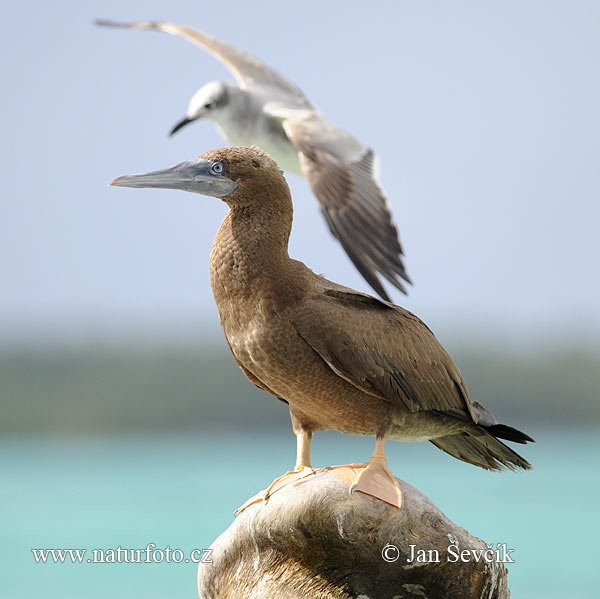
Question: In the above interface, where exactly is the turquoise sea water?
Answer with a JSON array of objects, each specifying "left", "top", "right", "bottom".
[{"left": 2, "top": 429, "right": 598, "bottom": 598}]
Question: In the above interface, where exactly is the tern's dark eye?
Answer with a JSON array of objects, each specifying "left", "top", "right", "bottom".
[
  {"left": 211, "top": 161, "right": 224, "bottom": 175},
  {"left": 204, "top": 102, "right": 213, "bottom": 109}
]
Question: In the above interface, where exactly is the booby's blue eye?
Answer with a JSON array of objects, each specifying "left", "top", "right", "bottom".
[{"left": 211, "top": 161, "right": 224, "bottom": 175}]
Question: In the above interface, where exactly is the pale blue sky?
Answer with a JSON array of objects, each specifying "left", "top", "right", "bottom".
[{"left": 1, "top": 1, "right": 598, "bottom": 346}]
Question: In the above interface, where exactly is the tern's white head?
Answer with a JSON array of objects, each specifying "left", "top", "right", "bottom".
[{"left": 170, "top": 81, "right": 234, "bottom": 135}]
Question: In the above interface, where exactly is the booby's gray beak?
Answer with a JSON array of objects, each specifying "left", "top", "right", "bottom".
[
  {"left": 110, "top": 158, "right": 237, "bottom": 198},
  {"left": 170, "top": 116, "right": 195, "bottom": 136}
]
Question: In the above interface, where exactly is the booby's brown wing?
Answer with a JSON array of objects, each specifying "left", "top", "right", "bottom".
[
  {"left": 301, "top": 286, "right": 534, "bottom": 470},
  {"left": 291, "top": 285, "right": 474, "bottom": 419},
  {"left": 281, "top": 112, "right": 411, "bottom": 301},
  {"left": 95, "top": 20, "right": 309, "bottom": 101}
]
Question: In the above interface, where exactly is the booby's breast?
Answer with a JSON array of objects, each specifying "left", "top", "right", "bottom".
[{"left": 224, "top": 310, "right": 395, "bottom": 436}]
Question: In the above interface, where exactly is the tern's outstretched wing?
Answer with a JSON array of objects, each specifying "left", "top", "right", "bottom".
[
  {"left": 96, "top": 19, "right": 310, "bottom": 101},
  {"left": 280, "top": 109, "right": 412, "bottom": 300}
]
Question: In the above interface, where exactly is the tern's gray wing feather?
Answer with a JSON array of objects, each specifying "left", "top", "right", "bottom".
[
  {"left": 96, "top": 20, "right": 309, "bottom": 102},
  {"left": 281, "top": 111, "right": 412, "bottom": 300}
]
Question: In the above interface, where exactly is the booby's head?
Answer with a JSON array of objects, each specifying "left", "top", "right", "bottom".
[
  {"left": 170, "top": 81, "right": 232, "bottom": 136},
  {"left": 110, "top": 146, "right": 288, "bottom": 208}
]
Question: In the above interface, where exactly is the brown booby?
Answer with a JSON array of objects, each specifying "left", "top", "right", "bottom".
[
  {"left": 110, "top": 147, "right": 533, "bottom": 509},
  {"left": 97, "top": 19, "right": 412, "bottom": 301}
]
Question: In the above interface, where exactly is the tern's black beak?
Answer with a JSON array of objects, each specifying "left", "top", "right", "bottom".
[{"left": 169, "top": 116, "right": 195, "bottom": 137}]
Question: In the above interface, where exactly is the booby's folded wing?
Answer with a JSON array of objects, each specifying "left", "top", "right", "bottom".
[
  {"left": 95, "top": 19, "right": 309, "bottom": 101},
  {"left": 292, "top": 287, "right": 473, "bottom": 419},
  {"left": 281, "top": 111, "right": 412, "bottom": 301}
]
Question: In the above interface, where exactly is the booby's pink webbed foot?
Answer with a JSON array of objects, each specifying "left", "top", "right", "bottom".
[
  {"left": 235, "top": 466, "right": 316, "bottom": 515},
  {"left": 329, "top": 458, "right": 403, "bottom": 509},
  {"left": 350, "top": 456, "right": 403, "bottom": 508},
  {"left": 262, "top": 466, "right": 316, "bottom": 499}
]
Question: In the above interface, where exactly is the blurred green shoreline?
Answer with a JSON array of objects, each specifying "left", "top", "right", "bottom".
[{"left": 3, "top": 340, "right": 599, "bottom": 433}]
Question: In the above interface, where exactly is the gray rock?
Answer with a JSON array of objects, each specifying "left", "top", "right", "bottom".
[{"left": 197, "top": 469, "right": 509, "bottom": 599}]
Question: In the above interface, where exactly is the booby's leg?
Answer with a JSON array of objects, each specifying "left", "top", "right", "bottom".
[
  {"left": 261, "top": 426, "right": 315, "bottom": 498},
  {"left": 350, "top": 436, "right": 402, "bottom": 508},
  {"left": 294, "top": 427, "right": 313, "bottom": 470}
]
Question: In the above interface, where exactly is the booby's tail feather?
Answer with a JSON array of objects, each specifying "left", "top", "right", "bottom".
[
  {"left": 484, "top": 423, "right": 535, "bottom": 444},
  {"left": 430, "top": 426, "right": 533, "bottom": 471}
]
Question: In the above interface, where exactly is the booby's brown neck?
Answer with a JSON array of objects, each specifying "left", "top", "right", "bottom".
[{"left": 209, "top": 183, "right": 300, "bottom": 308}]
